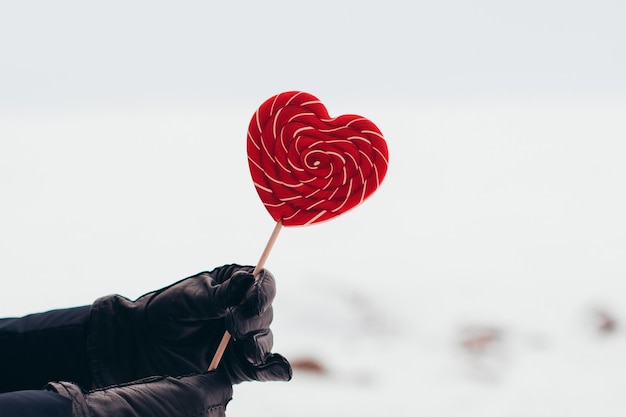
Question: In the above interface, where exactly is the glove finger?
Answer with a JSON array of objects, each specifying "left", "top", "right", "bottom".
[
  {"left": 212, "top": 271, "right": 255, "bottom": 312},
  {"left": 226, "top": 305, "right": 273, "bottom": 340},
  {"left": 148, "top": 269, "right": 254, "bottom": 326},
  {"left": 249, "top": 353, "right": 293, "bottom": 382},
  {"left": 231, "top": 328, "right": 275, "bottom": 365},
  {"left": 187, "top": 272, "right": 254, "bottom": 319},
  {"left": 208, "top": 264, "right": 255, "bottom": 284},
  {"left": 224, "top": 331, "right": 293, "bottom": 383},
  {"left": 239, "top": 269, "right": 276, "bottom": 315},
  {"left": 192, "top": 264, "right": 255, "bottom": 317}
]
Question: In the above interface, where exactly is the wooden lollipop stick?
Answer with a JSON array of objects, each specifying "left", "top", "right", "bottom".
[
  {"left": 208, "top": 220, "right": 283, "bottom": 371},
  {"left": 252, "top": 220, "right": 283, "bottom": 276}
]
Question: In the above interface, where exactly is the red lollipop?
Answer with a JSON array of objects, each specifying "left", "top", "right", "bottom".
[
  {"left": 209, "top": 91, "right": 389, "bottom": 370},
  {"left": 247, "top": 91, "right": 389, "bottom": 226}
]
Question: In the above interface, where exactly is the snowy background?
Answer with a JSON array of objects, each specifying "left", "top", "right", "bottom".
[{"left": 1, "top": 1, "right": 626, "bottom": 416}]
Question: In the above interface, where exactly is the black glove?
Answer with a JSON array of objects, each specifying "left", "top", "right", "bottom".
[
  {"left": 46, "top": 371, "right": 232, "bottom": 417},
  {"left": 87, "top": 264, "right": 292, "bottom": 387}
]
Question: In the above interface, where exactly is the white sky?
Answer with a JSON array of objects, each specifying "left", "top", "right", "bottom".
[{"left": 1, "top": 0, "right": 625, "bottom": 108}]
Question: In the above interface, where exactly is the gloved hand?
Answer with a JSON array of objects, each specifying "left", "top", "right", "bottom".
[
  {"left": 46, "top": 371, "right": 233, "bottom": 417},
  {"left": 87, "top": 264, "right": 292, "bottom": 388}
]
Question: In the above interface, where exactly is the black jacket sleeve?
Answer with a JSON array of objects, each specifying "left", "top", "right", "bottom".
[{"left": 0, "top": 306, "right": 92, "bottom": 393}]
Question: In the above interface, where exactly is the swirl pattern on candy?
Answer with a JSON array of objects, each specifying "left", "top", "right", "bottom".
[{"left": 247, "top": 91, "right": 389, "bottom": 226}]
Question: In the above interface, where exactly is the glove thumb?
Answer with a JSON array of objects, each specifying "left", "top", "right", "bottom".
[{"left": 251, "top": 353, "right": 293, "bottom": 382}]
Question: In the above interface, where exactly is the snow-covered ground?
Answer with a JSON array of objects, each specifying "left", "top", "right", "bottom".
[{"left": 2, "top": 99, "right": 625, "bottom": 416}]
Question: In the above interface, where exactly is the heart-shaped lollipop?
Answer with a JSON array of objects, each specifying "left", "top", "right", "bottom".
[
  {"left": 209, "top": 91, "right": 389, "bottom": 371},
  {"left": 247, "top": 91, "right": 389, "bottom": 226}
]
